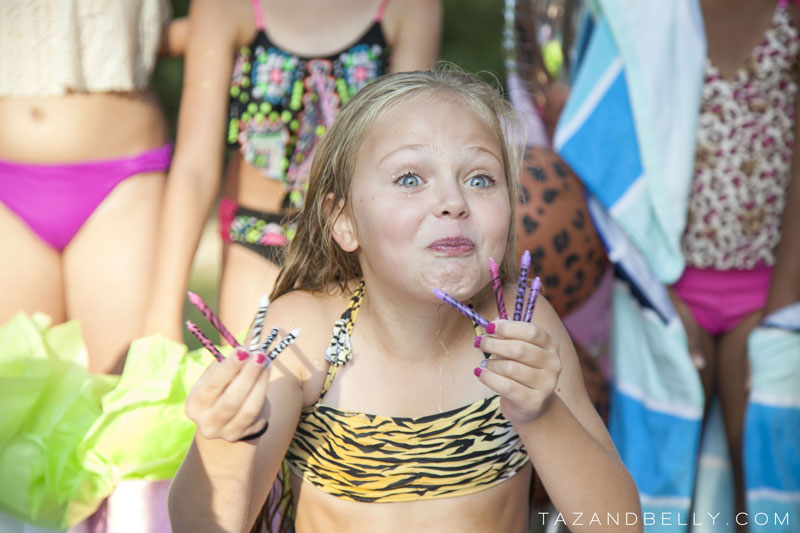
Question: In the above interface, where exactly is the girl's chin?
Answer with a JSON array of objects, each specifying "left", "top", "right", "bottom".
[{"left": 420, "top": 268, "right": 484, "bottom": 298}]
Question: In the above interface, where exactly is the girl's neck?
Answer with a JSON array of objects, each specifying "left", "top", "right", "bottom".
[{"left": 355, "top": 282, "right": 477, "bottom": 362}]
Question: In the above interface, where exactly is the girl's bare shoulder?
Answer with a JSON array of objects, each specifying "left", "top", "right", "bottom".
[
  {"left": 269, "top": 284, "right": 356, "bottom": 324},
  {"left": 189, "top": 0, "right": 254, "bottom": 46},
  {"left": 264, "top": 284, "right": 358, "bottom": 386}
]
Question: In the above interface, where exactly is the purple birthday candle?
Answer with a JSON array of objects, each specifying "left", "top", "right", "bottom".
[
  {"left": 433, "top": 289, "right": 489, "bottom": 329},
  {"left": 186, "top": 320, "right": 224, "bottom": 361},
  {"left": 522, "top": 276, "right": 542, "bottom": 323},
  {"left": 187, "top": 291, "right": 240, "bottom": 347},
  {"left": 513, "top": 250, "right": 531, "bottom": 321},
  {"left": 488, "top": 258, "right": 508, "bottom": 320}
]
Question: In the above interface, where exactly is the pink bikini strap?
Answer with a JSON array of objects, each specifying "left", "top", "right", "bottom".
[
  {"left": 779, "top": 0, "right": 788, "bottom": 7},
  {"left": 251, "top": 0, "right": 266, "bottom": 30},
  {"left": 375, "top": 0, "right": 390, "bottom": 21}
]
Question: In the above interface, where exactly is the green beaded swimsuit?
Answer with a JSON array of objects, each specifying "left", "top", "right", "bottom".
[{"left": 226, "top": 0, "right": 390, "bottom": 213}]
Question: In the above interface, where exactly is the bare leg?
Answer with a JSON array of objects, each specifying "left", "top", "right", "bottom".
[
  {"left": 717, "top": 310, "right": 761, "bottom": 533},
  {"left": 668, "top": 287, "right": 720, "bottom": 526},
  {"left": 0, "top": 201, "right": 66, "bottom": 325},
  {"left": 218, "top": 244, "right": 280, "bottom": 345},
  {"left": 63, "top": 171, "right": 165, "bottom": 374},
  {"left": 696, "top": 332, "right": 718, "bottom": 416},
  {"left": 668, "top": 288, "right": 717, "bottom": 407}
]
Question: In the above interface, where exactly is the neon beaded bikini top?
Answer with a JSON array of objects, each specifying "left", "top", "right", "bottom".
[
  {"left": 226, "top": 0, "right": 390, "bottom": 210},
  {"left": 283, "top": 282, "right": 530, "bottom": 504}
]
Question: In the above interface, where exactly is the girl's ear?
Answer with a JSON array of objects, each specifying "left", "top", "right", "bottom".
[{"left": 325, "top": 193, "right": 359, "bottom": 252}]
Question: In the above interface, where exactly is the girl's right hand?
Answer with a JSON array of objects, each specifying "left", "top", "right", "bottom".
[
  {"left": 185, "top": 349, "right": 271, "bottom": 442},
  {"left": 667, "top": 287, "right": 706, "bottom": 370}
]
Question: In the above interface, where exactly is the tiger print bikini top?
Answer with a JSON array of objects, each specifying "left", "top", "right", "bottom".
[{"left": 284, "top": 282, "right": 530, "bottom": 503}]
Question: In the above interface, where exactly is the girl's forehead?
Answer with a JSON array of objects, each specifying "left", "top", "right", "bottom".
[{"left": 369, "top": 95, "right": 500, "bottom": 145}]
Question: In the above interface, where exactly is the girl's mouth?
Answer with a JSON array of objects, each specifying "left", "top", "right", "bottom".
[{"left": 427, "top": 237, "right": 475, "bottom": 256}]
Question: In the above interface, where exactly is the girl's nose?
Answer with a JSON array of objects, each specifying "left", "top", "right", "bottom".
[{"left": 435, "top": 179, "right": 469, "bottom": 219}]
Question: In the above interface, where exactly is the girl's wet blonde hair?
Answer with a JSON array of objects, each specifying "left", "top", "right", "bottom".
[{"left": 271, "top": 67, "right": 524, "bottom": 300}]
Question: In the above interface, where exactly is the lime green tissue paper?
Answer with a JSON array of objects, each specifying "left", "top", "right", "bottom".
[{"left": 0, "top": 314, "right": 210, "bottom": 528}]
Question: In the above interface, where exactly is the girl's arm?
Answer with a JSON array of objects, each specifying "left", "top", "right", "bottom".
[
  {"left": 168, "top": 357, "right": 304, "bottom": 532},
  {"left": 764, "top": 65, "right": 800, "bottom": 315},
  {"left": 144, "top": 0, "right": 245, "bottom": 341},
  {"left": 477, "top": 295, "right": 642, "bottom": 532},
  {"left": 159, "top": 17, "right": 189, "bottom": 57},
  {"left": 169, "top": 293, "right": 314, "bottom": 531},
  {"left": 384, "top": 0, "right": 442, "bottom": 73}
]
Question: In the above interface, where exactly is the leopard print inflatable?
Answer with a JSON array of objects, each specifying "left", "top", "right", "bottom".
[{"left": 515, "top": 147, "right": 609, "bottom": 317}]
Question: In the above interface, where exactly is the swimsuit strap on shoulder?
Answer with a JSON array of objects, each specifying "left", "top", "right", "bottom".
[
  {"left": 320, "top": 281, "right": 365, "bottom": 397},
  {"left": 250, "top": 0, "right": 266, "bottom": 30},
  {"left": 375, "top": 0, "right": 390, "bottom": 21}
]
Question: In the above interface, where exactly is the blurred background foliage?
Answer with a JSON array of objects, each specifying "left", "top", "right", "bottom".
[{"left": 151, "top": 0, "right": 506, "bottom": 348}]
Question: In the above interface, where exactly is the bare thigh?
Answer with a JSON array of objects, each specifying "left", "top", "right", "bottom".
[
  {"left": 219, "top": 244, "right": 280, "bottom": 344},
  {"left": 717, "top": 309, "right": 761, "bottom": 516},
  {"left": 695, "top": 328, "right": 717, "bottom": 407},
  {"left": 0, "top": 200, "right": 65, "bottom": 324},
  {"left": 669, "top": 288, "right": 717, "bottom": 403},
  {"left": 63, "top": 170, "right": 165, "bottom": 374},
  {"left": 717, "top": 310, "right": 760, "bottom": 416}
]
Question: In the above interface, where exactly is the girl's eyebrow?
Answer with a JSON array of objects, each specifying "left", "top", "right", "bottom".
[
  {"left": 377, "top": 144, "right": 429, "bottom": 164},
  {"left": 377, "top": 145, "right": 503, "bottom": 165},
  {"left": 472, "top": 146, "right": 504, "bottom": 165}
]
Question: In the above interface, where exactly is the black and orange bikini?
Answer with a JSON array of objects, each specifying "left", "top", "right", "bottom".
[
  {"left": 267, "top": 283, "right": 530, "bottom": 528},
  {"left": 219, "top": 0, "right": 391, "bottom": 263}
]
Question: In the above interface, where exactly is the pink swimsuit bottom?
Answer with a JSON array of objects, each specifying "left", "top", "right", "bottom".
[
  {"left": 672, "top": 266, "right": 773, "bottom": 336},
  {"left": 0, "top": 144, "right": 172, "bottom": 251}
]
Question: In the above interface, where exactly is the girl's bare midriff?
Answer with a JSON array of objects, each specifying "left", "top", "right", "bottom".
[
  {"left": 0, "top": 90, "right": 168, "bottom": 163},
  {"left": 291, "top": 465, "right": 533, "bottom": 533},
  {"left": 223, "top": 153, "right": 288, "bottom": 214}
]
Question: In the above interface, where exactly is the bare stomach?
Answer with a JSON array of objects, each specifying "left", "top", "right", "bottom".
[
  {"left": 291, "top": 465, "right": 532, "bottom": 533},
  {"left": 0, "top": 91, "right": 168, "bottom": 163},
  {"left": 223, "top": 154, "right": 289, "bottom": 214}
]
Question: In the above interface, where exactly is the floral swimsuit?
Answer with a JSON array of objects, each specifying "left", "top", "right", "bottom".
[{"left": 681, "top": 3, "right": 799, "bottom": 270}]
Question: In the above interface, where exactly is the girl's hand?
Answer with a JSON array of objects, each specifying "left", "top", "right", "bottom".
[
  {"left": 185, "top": 348, "right": 271, "bottom": 442},
  {"left": 667, "top": 286, "right": 707, "bottom": 370},
  {"left": 474, "top": 320, "right": 562, "bottom": 424}
]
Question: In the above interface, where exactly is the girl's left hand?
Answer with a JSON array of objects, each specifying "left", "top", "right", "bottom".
[{"left": 474, "top": 319, "right": 563, "bottom": 424}]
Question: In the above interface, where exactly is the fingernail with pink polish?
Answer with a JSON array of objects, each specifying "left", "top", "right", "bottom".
[
  {"left": 236, "top": 349, "right": 249, "bottom": 361},
  {"left": 255, "top": 353, "right": 266, "bottom": 364},
  {"left": 474, "top": 367, "right": 483, "bottom": 378},
  {"left": 486, "top": 322, "right": 496, "bottom": 335},
  {"left": 474, "top": 336, "right": 482, "bottom": 348}
]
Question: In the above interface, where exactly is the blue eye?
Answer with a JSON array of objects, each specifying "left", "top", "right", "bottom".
[
  {"left": 396, "top": 173, "right": 422, "bottom": 188},
  {"left": 467, "top": 174, "right": 494, "bottom": 188}
]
